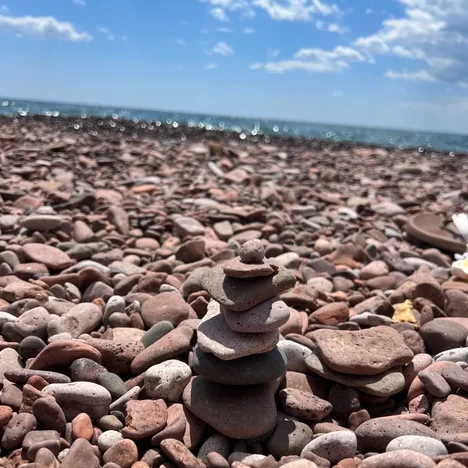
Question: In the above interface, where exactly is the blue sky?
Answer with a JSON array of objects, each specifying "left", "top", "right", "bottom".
[{"left": 1, "top": 0, "right": 468, "bottom": 133}]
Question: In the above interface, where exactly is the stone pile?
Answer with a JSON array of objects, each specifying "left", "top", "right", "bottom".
[{"left": 184, "top": 239, "right": 296, "bottom": 438}]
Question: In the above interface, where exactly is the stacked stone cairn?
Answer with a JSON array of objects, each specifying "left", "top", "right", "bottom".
[{"left": 183, "top": 239, "right": 296, "bottom": 439}]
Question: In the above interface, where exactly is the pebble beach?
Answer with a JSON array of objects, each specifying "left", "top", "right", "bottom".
[{"left": 1, "top": 114, "right": 468, "bottom": 467}]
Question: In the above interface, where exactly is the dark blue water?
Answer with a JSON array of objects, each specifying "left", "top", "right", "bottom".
[{"left": 2, "top": 97, "right": 468, "bottom": 154}]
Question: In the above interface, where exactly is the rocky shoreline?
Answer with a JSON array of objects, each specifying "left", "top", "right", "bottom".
[{"left": 0, "top": 116, "right": 468, "bottom": 467}]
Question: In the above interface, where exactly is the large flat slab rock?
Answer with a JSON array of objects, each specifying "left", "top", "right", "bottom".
[
  {"left": 305, "top": 353, "right": 405, "bottom": 397},
  {"left": 201, "top": 265, "right": 295, "bottom": 312},
  {"left": 311, "top": 326, "right": 413, "bottom": 376}
]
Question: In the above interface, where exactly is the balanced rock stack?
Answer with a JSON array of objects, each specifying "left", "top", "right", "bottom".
[{"left": 183, "top": 239, "right": 296, "bottom": 439}]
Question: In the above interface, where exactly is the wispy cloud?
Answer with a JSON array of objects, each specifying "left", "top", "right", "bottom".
[
  {"left": 205, "top": 63, "right": 218, "bottom": 69},
  {"left": 210, "top": 40, "right": 234, "bottom": 56},
  {"left": 0, "top": 5, "right": 8, "bottom": 13},
  {"left": 253, "top": 0, "right": 341, "bottom": 21},
  {"left": 176, "top": 38, "right": 187, "bottom": 45},
  {"left": 244, "top": 27, "right": 255, "bottom": 34},
  {"left": 0, "top": 15, "right": 92, "bottom": 41},
  {"left": 384, "top": 69, "right": 436, "bottom": 82},
  {"left": 210, "top": 7, "right": 229, "bottom": 21},
  {"left": 201, "top": 0, "right": 255, "bottom": 19},
  {"left": 97, "top": 26, "right": 114, "bottom": 41},
  {"left": 251, "top": 46, "right": 371, "bottom": 73},
  {"left": 72, "top": 0, "right": 86, "bottom": 6},
  {"left": 327, "top": 22, "right": 349, "bottom": 34},
  {"left": 332, "top": 90, "right": 344, "bottom": 97},
  {"left": 365, "top": 8, "right": 373, "bottom": 14},
  {"left": 217, "top": 27, "right": 233, "bottom": 32}
]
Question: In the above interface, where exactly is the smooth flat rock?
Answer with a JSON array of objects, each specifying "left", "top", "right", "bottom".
[
  {"left": 141, "top": 292, "right": 190, "bottom": 328},
  {"left": 356, "top": 417, "right": 441, "bottom": 453},
  {"left": 301, "top": 431, "right": 357, "bottom": 464},
  {"left": 20, "top": 215, "right": 64, "bottom": 232},
  {"left": 145, "top": 360, "right": 193, "bottom": 401},
  {"left": 131, "top": 326, "right": 193, "bottom": 374},
  {"left": 266, "top": 419, "right": 313, "bottom": 458},
  {"left": 305, "top": 353, "right": 405, "bottom": 397},
  {"left": 49, "top": 303, "right": 102, "bottom": 338},
  {"left": 223, "top": 257, "right": 277, "bottom": 279},
  {"left": 43, "top": 382, "right": 111, "bottom": 420},
  {"left": 182, "top": 376, "right": 277, "bottom": 439},
  {"left": 121, "top": 399, "right": 167, "bottom": 440},
  {"left": 386, "top": 435, "right": 448, "bottom": 456},
  {"left": 22, "top": 244, "right": 74, "bottom": 270},
  {"left": 201, "top": 265, "right": 296, "bottom": 312},
  {"left": 28, "top": 340, "right": 102, "bottom": 371},
  {"left": 311, "top": 326, "right": 413, "bottom": 376},
  {"left": 197, "top": 301, "right": 279, "bottom": 360},
  {"left": 192, "top": 345, "right": 287, "bottom": 385},
  {"left": 222, "top": 298, "right": 290, "bottom": 333},
  {"left": 359, "top": 450, "right": 437, "bottom": 468},
  {"left": 432, "top": 394, "right": 468, "bottom": 444}
]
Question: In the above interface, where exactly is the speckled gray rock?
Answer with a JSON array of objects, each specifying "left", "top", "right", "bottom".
[
  {"left": 14, "top": 307, "right": 50, "bottom": 340},
  {"left": 144, "top": 360, "right": 192, "bottom": 402},
  {"left": 0, "top": 348, "right": 22, "bottom": 384},
  {"left": 103, "top": 296, "right": 126, "bottom": 325},
  {"left": 197, "top": 434, "right": 230, "bottom": 464},
  {"left": 435, "top": 348, "right": 468, "bottom": 363},
  {"left": 301, "top": 430, "right": 357, "bottom": 464},
  {"left": 359, "top": 450, "right": 437, "bottom": 468},
  {"left": 239, "top": 239, "right": 265, "bottom": 263},
  {"left": 222, "top": 298, "right": 290, "bottom": 333},
  {"left": 386, "top": 435, "right": 448, "bottom": 457},
  {"left": 98, "top": 430, "right": 123, "bottom": 452},
  {"left": 277, "top": 340, "right": 313, "bottom": 373},
  {"left": 43, "top": 382, "right": 111, "bottom": 420},
  {"left": 48, "top": 303, "right": 102, "bottom": 338},
  {"left": 198, "top": 301, "right": 279, "bottom": 360}
]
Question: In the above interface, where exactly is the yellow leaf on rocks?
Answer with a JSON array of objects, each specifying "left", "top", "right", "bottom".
[{"left": 392, "top": 300, "right": 417, "bottom": 327}]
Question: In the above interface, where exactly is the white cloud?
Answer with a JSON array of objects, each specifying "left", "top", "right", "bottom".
[
  {"left": 354, "top": 0, "right": 468, "bottom": 85},
  {"left": 72, "top": 0, "right": 86, "bottom": 5},
  {"left": 97, "top": 26, "right": 114, "bottom": 41},
  {"left": 332, "top": 90, "right": 344, "bottom": 97},
  {"left": 365, "top": 8, "right": 373, "bottom": 14},
  {"left": 252, "top": 45, "right": 371, "bottom": 73},
  {"left": 244, "top": 27, "right": 255, "bottom": 33},
  {"left": 210, "top": 7, "right": 229, "bottom": 21},
  {"left": 217, "top": 27, "right": 233, "bottom": 32},
  {"left": 253, "top": 0, "right": 341, "bottom": 21},
  {"left": 205, "top": 63, "right": 218, "bottom": 69},
  {"left": 0, "top": 15, "right": 92, "bottom": 41},
  {"left": 327, "top": 22, "right": 349, "bottom": 34},
  {"left": 176, "top": 38, "right": 187, "bottom": 45},
  {"left": 210, "top": 40, "right": 234, "bottom": 55},
  {"left": 384, "top": 69, "right": 436, "bottom": 81},
  {"left": 202, "top": 0, "right": 255, "bottom": 18}
]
